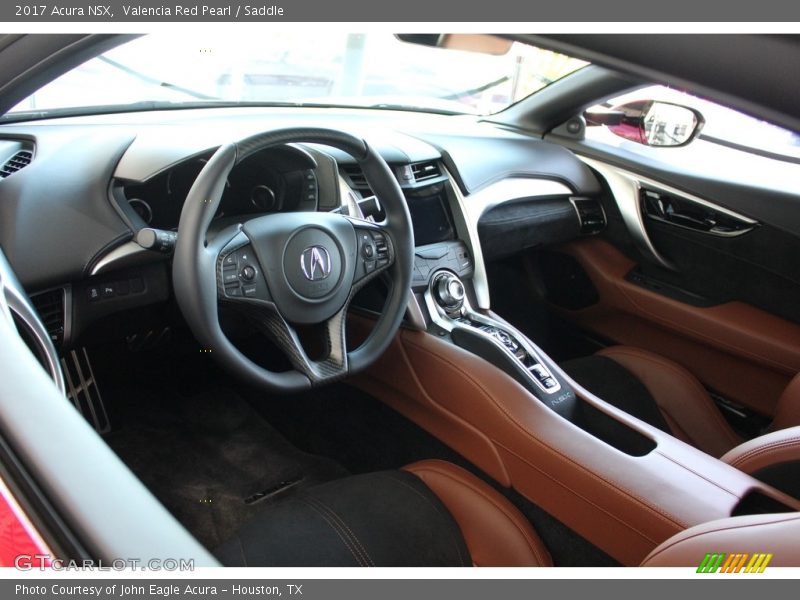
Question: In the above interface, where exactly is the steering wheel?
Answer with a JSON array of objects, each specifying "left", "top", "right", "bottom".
[{"left": 173, "top": 128, "right": 413, "bottom": 392}]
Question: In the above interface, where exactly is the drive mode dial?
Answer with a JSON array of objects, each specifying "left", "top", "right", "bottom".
[{"left": 432, "top": 272, "right": 465, "bottom": 310}]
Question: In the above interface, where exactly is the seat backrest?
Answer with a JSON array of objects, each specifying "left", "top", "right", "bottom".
[
  {"left": 641, "top": 512, "right": 800, "bottom": 567},
  {"left": 771, "top": 373, "right": 800, "bottom": 431}
]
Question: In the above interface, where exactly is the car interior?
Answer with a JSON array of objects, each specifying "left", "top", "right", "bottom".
[{"left": 1, "top": 32, "right": 800, "bottom": 568}]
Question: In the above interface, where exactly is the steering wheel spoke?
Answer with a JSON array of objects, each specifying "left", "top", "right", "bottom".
[
  {"left": 352, "top": 221, "right": 396, "bottom": 286},
  {"left": 247, "top": 303, "right": 350, "bottom": 385},
  {"left": 216, "top": 230, "right": 272, "bottom": 305}
]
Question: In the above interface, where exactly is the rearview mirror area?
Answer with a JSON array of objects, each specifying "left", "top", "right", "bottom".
[
  {"left": 586, "top": 100, "right": 705, "bottom": 147},
  {"left": 394, "top": 34, "right": 513, "bottom": 55}
]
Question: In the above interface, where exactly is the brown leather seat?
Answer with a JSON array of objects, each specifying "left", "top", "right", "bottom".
[
  {"left": 412, "top": 460, "right": 800, "bottom": 568},
  {"left": 216, "top": 455, "right": 800, "bottom": 567},
  {"left": 563, "top": 345, "right": 800, "bottom": 459},
  {"left": 642, "top": 512, "right": 800, "bottom": 567}
]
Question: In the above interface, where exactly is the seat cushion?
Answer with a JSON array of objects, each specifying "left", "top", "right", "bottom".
[
  {"left": 562, "top": 346, "right": 741, "bottom": 457},
  {"left": 215, "top": 460, "right": 551, "bottom": 567},
  {"left": 215, "top": 468, "right": 471, "bottom": 567}
]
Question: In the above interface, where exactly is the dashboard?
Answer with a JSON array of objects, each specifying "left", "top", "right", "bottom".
[{"left": 0, "top": 106, "right": 604, "bottom": 351}]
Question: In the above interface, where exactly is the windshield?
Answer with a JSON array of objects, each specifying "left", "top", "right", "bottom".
[{"left": 7, "top": 33, "right": 586, "bottom": 119}]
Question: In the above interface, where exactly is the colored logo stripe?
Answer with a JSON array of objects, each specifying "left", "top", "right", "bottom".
[
  {"left": 745, "top": 553, "right": 773, "bottom": 573},
  {"left": 697, "top": 553, "right": 773, "bottom": 573},
  {"left": 697, "top": 553, "right": 726, "bottom": 573}
]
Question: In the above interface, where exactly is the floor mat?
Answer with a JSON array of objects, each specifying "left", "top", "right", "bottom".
[{"left": 104, "top": 385, "right": 349, "bottom": 550}]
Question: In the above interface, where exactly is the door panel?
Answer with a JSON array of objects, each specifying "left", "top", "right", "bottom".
[
  {"left": 527, "top": 134, "right": 800, "bottom": 421},
  {"left": 552, "top": 237, "right": 798, "bottom": 416}
]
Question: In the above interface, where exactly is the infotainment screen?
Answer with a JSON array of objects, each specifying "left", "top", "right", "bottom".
[
  {"left": 355, "top": 186, "right": 456, "bottom": 247},
  {"left": 407, "top": 191, "right": 455, "bottom": 246}
]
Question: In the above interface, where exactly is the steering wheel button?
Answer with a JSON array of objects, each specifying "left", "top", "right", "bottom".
[
  {"left": 87, "top": 286, "right": 101, "bottom": 301},
  {"left": 241, "top": 265, "right": 256, "bottom": 281},
  {"left": 225, "top": 285, "right": 241, "bottom": 297},
  {"left": 242, "top": 285, "right": 257, "bottom": 297},
  {"left": 223, "top": 271, "right": 239, "bottom": 284},
  {"left": 363, "top": 244, "right": 374, "bottom": 259},
  {"left": 223, "top": 253, "right": 237, "bottom": 267},
  {"left": 364, "top": 260, "right": 376, "bottom": 273},
  {"left": 101, "top": 283, "right": 115, "bottom": 298}
]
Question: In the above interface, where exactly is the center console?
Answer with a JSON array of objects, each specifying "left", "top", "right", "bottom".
[{"left": 425, "top": 270, "right": 568, "bottom": 406}]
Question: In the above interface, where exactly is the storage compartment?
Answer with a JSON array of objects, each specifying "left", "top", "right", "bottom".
[
  {"left": 731, "top": 490, "right": 796, "bottom": 517},
  {"left": 571, "top": 401, "right": 656, "bottom": 457}
]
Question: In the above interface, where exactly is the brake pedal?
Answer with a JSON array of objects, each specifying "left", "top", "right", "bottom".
[{"left": 60, "top": 347, "right": 110, "bottom": 434}]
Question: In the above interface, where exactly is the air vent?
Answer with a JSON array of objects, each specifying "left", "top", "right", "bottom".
[
  {"left": 30, "top": 288, "right": 65, "bottom": 347},
  {"left": 341, "top": 164, "right": 371, "bottom": 192},
  {"left": 410, "top": 160, "right": 441, "bottom": 182},
  {"left": 571, "top": 197, "right": 606, "bottom": 235},
  {"left": 0, "top": 150, "right": 33, "bottom": 179}
]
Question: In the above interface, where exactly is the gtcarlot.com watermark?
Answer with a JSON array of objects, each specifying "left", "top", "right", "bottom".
[{"left": 14, "top": 555, "right": 195, "bottom": 571}]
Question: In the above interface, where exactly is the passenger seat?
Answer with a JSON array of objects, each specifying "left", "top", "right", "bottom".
[{"left": 561, "top": 346, "right": 800, "bottom": 498}]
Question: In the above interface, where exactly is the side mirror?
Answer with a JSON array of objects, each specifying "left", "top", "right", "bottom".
[{"left": 585, "top": 100, "right": 705, "bottom": 147}]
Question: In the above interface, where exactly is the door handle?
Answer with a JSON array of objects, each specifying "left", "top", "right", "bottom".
[{"left": 641, "top": 188, "right": 756, "bottom": 236}]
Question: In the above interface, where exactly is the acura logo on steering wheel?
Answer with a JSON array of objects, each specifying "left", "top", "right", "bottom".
[{"left": 300, "top": 245, "right": 332, "bottom": 282}]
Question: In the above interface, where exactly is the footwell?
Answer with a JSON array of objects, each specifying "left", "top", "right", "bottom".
[{"left": 104, "top": 386, "right": 348, "bottom": 549}]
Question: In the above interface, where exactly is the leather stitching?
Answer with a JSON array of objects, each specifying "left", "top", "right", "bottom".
[
  {"left": 307, "top": 497, "right": 375, "bottom": 567},
  {"left": 407, "top": 338, "right": 687, "bottom": 532},
  {"left": 301, "top": 499, "right": 366, "bottom": 566},
  {"left": 728, "top": 436, "right": 800, "bottom": 469},
  {"left": 408, "top": 463, "right": 550, "bottom": 567},
  {"left": 391, "top": 337, "right": 512, "bottom": 485},
  {"left": 494, "top": 440, "right": 659, "bottom": 546},
  {"left": 378, "top": 472, "right": 469, "bottom": 567}
]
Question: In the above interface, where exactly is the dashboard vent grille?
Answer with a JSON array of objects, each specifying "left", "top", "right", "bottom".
[
  {"left": 411, "top": 160, "right": 441, "bottom": 182},
  {"left": 571, "top": 197, "right": 607, "bottom": 235},
  {"left": 0, "top": 150, "right": 33, "bottom": 179},
  {"left": 341, "top": 164, "right": 372, "bottom": 192},
  {"left": 30, "top": 288, "right": 65, "bottom": 347}
]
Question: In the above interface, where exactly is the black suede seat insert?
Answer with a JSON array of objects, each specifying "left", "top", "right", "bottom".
[{"left": 215, "top": 470, "right": 471, "bottom": 567}]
